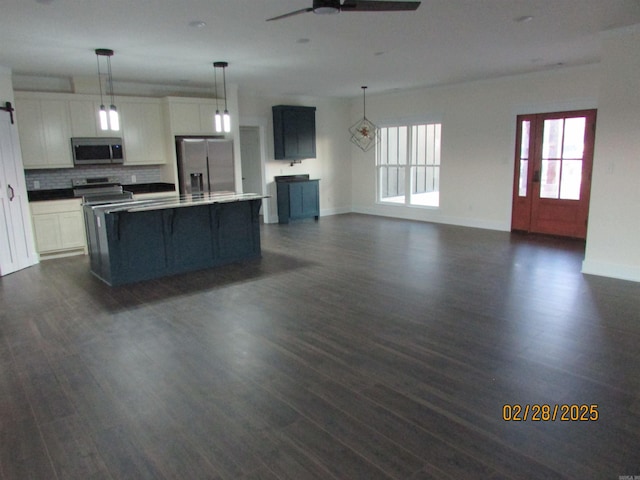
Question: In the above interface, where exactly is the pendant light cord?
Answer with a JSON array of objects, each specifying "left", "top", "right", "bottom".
[
  {"left": 106, "top": 55, "right": 115, "bottom": 106},
  {"left": 214, "top": 66, "right": 220, "bottom": 111},
  {"left": 362, "top": 86, "right": 367, "bottom": 119},
  {"left": 96, "top": 55, "right": 105, "bottom": 106},
  {"left": 222, "top": 65, "right": 228, "bottom": 111}
]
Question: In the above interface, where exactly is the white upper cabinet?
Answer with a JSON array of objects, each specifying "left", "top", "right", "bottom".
[
  {"left": 15, "top": 95, "right": 73, "bottom": 169},
  {"left": 119, "top": 100, "right": 167, "bottom": 165},
  {"left": 69, "top": 99, "right": 102, "bottom": 137},
  {"left": 14, "top": 92, "right": 235, "bottom": 171},
  {"left": 15, "top": 92, "right": 169, "bottom": 167},
  {"left": 167, "top": 97, "right": 218, "bottom": 136}
]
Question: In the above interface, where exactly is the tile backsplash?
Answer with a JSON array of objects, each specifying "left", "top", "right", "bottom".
[{"left": 25, "top": 165, "right": 164, "bottom": 190}]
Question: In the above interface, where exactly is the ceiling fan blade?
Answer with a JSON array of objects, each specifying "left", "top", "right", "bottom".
[
  {"left": 341, "top": 0, "right": 421, "bottom": 12},
  {"left": 266, "top": 7, "right": 313, "bottom": 22}
]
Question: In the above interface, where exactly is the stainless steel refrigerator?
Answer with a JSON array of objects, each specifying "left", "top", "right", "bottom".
[{"left": 176, "top": 136, "right": 235, "bottom": 195}]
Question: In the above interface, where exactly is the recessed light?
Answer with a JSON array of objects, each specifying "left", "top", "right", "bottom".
[
  {"left": 515, "top": 15, "right": 534, "bottom": 23},
  {"left": 188, "top": 20, "right": 207, "bottom": 28},
  {"left": 296, "top": 38, "right": 310, "bottom": 44}
]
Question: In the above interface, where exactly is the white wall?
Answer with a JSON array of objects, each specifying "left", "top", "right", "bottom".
[
  {"left": 0, "top": 66, "right": 15, "bottom": 103},
  {"left": 239, "top": 92, "right": 352, "bottom": 223},
  {"left": 350, "top": 65, "right": 601, "bottom": 231},
  {"left": 582, "top": 27, "right": 640, "bottom": 282}
]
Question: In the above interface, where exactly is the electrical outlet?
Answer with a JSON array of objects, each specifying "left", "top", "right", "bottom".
[
  {"left": 131, "top": 175, "right": 137, "bottom": 183},
  {"left": 33, "top": 180, "right": 40, "bottom": 189}
]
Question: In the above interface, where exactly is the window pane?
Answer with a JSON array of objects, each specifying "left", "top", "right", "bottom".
[
  {"left": 563, "top": 117, "right": 586, "bottom": 159},
  {"left": 410, "top": 166, "right": 439, "bottom": 206},
  {"left": 543, "top": 119, "right": 564, "bottom": 159},
  {"left": 520, "top": 120, "right": 530, "bottom": 158},
  {"left": 426, "top": 124, "right": 435, "bottom": 165},
  {"left": 379, "top": 166, "right": 405, "bottom": 202},
  {"left": 560, "top": 159, "right": 582, "bottom": 200},
  {"left": 414, "top": 165, "right": 426, "bottom": 193},
  {"left": 398, "top": 126, "right": 408, "bottom": 165},
  {"left": 540, "top": 159, "right": 561, "bottom": 198},
  {"left": 414, "top": 125, "right": 426, "bottom": 165},
  {"left": 518, "top": 159, "right": 528, "bottom": 197},
  {"left": 388, "top": 128, "right": 398, "bottom": 165},
  {"left": 378, "top": 127, "right": 389, "bottom": 165},
  {"left": 434, "top": 124, "right": 441, "bottom": 166}
]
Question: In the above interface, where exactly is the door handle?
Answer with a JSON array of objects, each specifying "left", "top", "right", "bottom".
[
  {"left": 7, "top": 184, "right": 15, "bottom": 201},
  {"left": 532, "top": 170, "right": 540, "bottom": 183}
]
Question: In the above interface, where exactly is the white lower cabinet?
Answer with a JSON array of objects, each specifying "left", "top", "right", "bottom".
[{"left": 30, "top": 199, "right": 87, "bottom": 259}]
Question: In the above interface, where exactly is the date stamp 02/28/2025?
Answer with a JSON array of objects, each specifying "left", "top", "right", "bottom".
[
  {"left": 502, "top": 404, "right": 599, "bottom": 422},
  {"left": 503, "top": 405, "right": 638, "bottom": 479}
]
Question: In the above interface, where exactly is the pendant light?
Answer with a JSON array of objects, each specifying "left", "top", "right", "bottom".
[
  {"left": 213, "top": 61, "right": 231, "bottom": 133},
  {"left": 349, "top": 86, "right": 378, "bottom": 152},
  {"left": 95, "top": 48, "right": 119, "bottom": 131},
  {"left": 213, "top": 64, "right": 222, "bottom": 132}
]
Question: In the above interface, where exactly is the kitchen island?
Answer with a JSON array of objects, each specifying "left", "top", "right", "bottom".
[{"left": 83, "top": 192, "right": 265, "bottom": 286}]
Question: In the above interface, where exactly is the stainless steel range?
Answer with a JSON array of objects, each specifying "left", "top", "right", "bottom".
[
  {"left": 72, "top": 177, "right": 133, "bottom": 204},
  {"left": 77, "top": 177, "right": 134, "bottom": 278}
]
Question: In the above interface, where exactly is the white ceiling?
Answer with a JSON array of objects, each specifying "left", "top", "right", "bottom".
[{"left": 2, "top": 0, "right": 640, "bottom": 98}]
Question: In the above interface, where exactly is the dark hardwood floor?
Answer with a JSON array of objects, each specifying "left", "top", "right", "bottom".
[{"left": 1, "top": 213, "right": 639, "bottom": 479}]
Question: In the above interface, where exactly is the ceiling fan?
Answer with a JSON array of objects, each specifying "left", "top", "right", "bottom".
[{"left": 267, "top": 0, "right": 421, "bottom": 22}]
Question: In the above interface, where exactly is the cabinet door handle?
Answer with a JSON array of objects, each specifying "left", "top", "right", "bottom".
[{"left": 7, "top": 184, "right": 15, "bottom": 201}]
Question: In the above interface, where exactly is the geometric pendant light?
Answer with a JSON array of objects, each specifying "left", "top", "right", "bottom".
[
  {"left": 213, "top": 61, "right": 231, "bottom": 133},
  {"left": 95, "top": 48, "right": 119, "bottom": 131},
  {"left": 349, "top": 86, "right": 379, "bottom": 152}
]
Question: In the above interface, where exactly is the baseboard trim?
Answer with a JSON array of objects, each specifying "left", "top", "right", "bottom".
[
  {"left": 582, "top": 259, "right": 640, "bottom": 283},
  {"left": 351, "top": 206, "right": 509, "bottom": 232}
]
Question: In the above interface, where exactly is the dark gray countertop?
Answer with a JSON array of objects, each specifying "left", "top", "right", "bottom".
[
  {"left": 274, "top": 174, "right": 319, "bottom": 182},
  {"left": 28, "top": 182, "right": 176, "bottom": 202}
]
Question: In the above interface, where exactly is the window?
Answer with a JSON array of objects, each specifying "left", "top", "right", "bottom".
[{"left": 377, "top": 122, "right": 441, "bottom": 207}]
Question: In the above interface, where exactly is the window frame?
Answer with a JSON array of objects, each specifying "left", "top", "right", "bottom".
[{"left": 375, "top": 116, "right": 442, "bottom": 208}]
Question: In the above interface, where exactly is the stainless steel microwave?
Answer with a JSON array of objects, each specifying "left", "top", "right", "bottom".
[{"left": 71, "top": 137, "right": 125, "bottom": 165}]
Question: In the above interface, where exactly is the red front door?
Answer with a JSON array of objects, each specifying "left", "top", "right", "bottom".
[{"left": 511, "top": 110, "right": 596, "bottom": 239}]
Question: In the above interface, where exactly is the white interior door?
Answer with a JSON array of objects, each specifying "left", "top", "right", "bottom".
[
  {"left": 239, "top": 126, "right": 263, "bottom": 195},
  {"left": 0, "top": 111, "right": 38, "bottom": 276}
]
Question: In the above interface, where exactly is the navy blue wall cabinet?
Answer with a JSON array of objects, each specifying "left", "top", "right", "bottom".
[
  {"left": 85, "top": 198, "right": 262, "bottom": 286},
  {"left": 275, "top": 175, "right": 320, "bottom": 224},
  {"left": 272, "top": 105, "right": 316, "bottom": 160}
]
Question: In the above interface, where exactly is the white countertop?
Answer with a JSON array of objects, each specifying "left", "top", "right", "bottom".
[{"left": 88, "top": 192, "right": 267, "bottom": 214}]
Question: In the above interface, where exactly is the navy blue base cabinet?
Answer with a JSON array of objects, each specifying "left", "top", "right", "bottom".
[
  {"left": 276, "top": 175, "right": 320, "bottom": 224},
  {"left": 84, "top": 198, "right": 262, "bottom": 286}
]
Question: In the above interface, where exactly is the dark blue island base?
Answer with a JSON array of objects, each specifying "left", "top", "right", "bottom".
[{"left": 83, "top": 194, "right": 264, "bottom": 286}]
